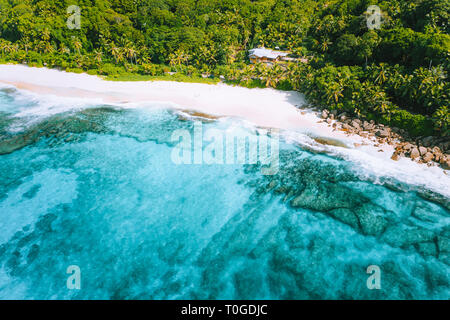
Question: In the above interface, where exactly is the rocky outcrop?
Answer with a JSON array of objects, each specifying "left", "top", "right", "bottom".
[
  {"left": 318, "top": 109, "right": 449, "bottom": 169},
  {"left": 394, "top": 142, "right": 449, "bottom": 168}
]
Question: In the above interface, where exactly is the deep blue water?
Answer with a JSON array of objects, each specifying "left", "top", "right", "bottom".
[{"left": 0, "top": 87, "right": 449, "bottom": 299}]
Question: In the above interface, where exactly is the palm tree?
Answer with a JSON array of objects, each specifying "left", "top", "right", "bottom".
[
  {"left": 285, "top": 63, "right": 302, "bottom": 90},
  {"left": 119, "top": 37, "right": 130, "bottom": 49},
  {"left": 137, "top": 45, "right": 150, "bottom": 64},
  {"left": 228, "top": 66, "right": 242, "bottom": 82},
  {"left": 136, "top": 54, "right": 150, "bottom": 65},
  {"left": 93, "top": 49, "right": 103, "bottom": 64},
  {"left": 23, "top": 42, "right": 31, "bottom": 54},
  {"left": 272, "top": 64, "right": 286, "bottom": 81},
  {"left": 373, "top": 91, "right": 390, "bottom": 114},
  {"left": 4, "top": 43, "right": 14, "bottom": 54},
  {"left": 320, "top": 38, "right": 332, "bottom": 52},
  {"left": 169, "top": 49, "right": 190, "bottom": 71},
  {"left": 169, "top": 54, "right": 178, "bottom": 69},
  {"left": 36, "top": 41, "right": 46, "bottom": 54},
  {"left": 264, "top": 66, "right": 284, "bottom": 88},
  {"left": 0, "top": 40, "right": 7, "bottom": 55},
  {"left": 72, "top": 38, "right": 82, "bottom": 55},
  {"left": 254, "top": 62, "right": 266, "bottom": 76},
  {"left": 240, "top": 65, "right": 254, "bottom": 82},
  {"left": 20, "top": 37, "right": 31, "bottom": 53},
  {"left": 176, "top": 50, "right": 189, "bottom": 66},
  {"left": 324, "top": 82, "right": 344, "bottom": 104},
  {"left": 207, "top": 53, "right": 217, "bottom": 67},
  {"left": 44, "top": 42, "right": 55, "bottom": 54},
  {"left": 42, "top": 28, "right": 51, "bottom": 42},
  {"left": 0, "top": 40, "right": 12, "bottom": 55},
  {"left": 433, "top": 106, "right": 449, "bottom": 133},
  {"left": 75, "top": 56, "right": 84, "bottom": 69},
  {"left": 98, "top": 35, "right": 109, "bottom": 53},
  {"left": 374, "top": 63, "right": 388, "bottom": 84},
  {"left": 125, "top": 46, "right": 137, "bottom": 64},
  {"left": 197, "top": 46, "right": 209, "bottom": 65},
  {"left": 286, "top": 63, "right": 300, "bottom": 78},
  {"left": 59, "top": 45, "right": 71, "bottom": 55},
  {"left": 110, "top": 45, "right": 122, "bottom": 63},
  {"left": 264, "top": 71, "right": 276, "bottom": 87}
]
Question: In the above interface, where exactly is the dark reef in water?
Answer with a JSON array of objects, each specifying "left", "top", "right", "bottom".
[
  {"left": 243, "top": 151, "right": 450, "bottom": 266},
  {"left": 0, "top": 107, "right": 121, "bottom": 155}
]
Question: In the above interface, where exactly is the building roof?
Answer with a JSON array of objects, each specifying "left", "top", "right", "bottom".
[{"left": 249, "top": 47, "right": 289, "bottom": 60}]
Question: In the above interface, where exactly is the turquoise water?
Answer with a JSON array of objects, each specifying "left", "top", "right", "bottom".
[{"left": 0, "top": 87, "right": 449, "bottom": 299}]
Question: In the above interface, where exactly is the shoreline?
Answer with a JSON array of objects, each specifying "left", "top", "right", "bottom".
[
  {"left": 0, "top": 64, "right": 449, "bottom": 190},
  {"left": 317, "top": 108, "right": 450, "bottom": 170},
  {"left": 0, "top": 64, "right": 361, "bottom": 141}
]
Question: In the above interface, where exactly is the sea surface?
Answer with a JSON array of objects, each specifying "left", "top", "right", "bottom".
[{"left": 0, "top": 85, "right": 449, "bottom": 299}]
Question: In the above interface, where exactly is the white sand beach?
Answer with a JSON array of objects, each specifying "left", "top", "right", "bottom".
[{"left": 0, "top": 64, "right": 368, "bottom": 142}]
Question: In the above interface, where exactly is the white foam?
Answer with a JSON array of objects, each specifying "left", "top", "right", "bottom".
[{"left": 282, "top": 130, "right": 450, "bottom": 198}]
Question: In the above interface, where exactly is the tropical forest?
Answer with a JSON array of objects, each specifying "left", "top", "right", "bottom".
[{"left": 0, "top": 0, "right": 449, "bottom": 136}]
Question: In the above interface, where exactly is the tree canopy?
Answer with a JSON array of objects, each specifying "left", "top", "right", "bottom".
[{"left": 0, "top": 0, "right": 449, "bottom": 136}]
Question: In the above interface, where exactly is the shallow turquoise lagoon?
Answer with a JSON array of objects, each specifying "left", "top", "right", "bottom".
[{"left": 0, "top": 87, "right": 449, "bottom": 299}]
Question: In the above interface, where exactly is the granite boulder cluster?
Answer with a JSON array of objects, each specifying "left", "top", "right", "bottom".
[{"left": 319, "top": 109, "right": 450, "bottom": 169}]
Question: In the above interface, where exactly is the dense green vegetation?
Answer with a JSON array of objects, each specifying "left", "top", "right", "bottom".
[{"left": 0, "top": 0, "right": 448, "bottom": 136}]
